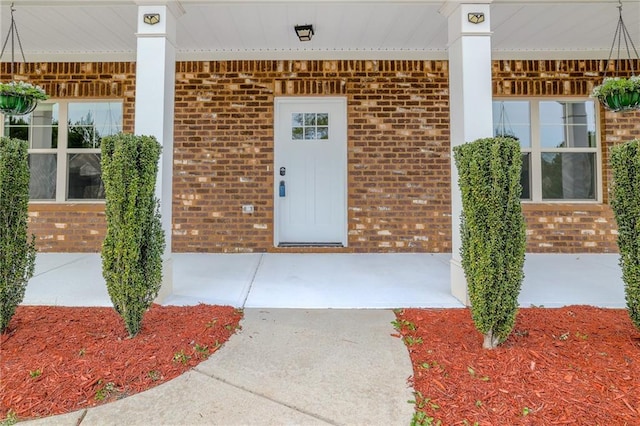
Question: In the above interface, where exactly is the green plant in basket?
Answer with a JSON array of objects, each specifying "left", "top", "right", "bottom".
[
  {"left": 0, "top": 81, "right": 48, "bottom": 100},
  {"left": 0, "top": 81, "right": 48, "bottom": 116},
  {"left": 591, "top": 76, "right": 640, "bottom": 112}
]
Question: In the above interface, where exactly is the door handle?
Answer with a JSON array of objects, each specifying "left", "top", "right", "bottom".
[{"left": 279, "top": 180, "right": 286, "bottom": 197}]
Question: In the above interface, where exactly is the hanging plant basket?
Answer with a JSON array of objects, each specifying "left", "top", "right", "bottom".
[
  {"left": 591, "top": 1, "right": 640, "bottom": 113},
  {"left": 591, "top": 76, "right": 640, "bottom": 112},
  {"left": 0, "top": 4, "right": 48, "bottom": 116},
  {"left": 0, "top": 81, "right": 47, "bottom": 116}
]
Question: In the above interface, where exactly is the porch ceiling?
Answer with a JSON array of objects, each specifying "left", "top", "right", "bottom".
[{"left": 0, "top": 0, "right": 639, "bottom": 62}]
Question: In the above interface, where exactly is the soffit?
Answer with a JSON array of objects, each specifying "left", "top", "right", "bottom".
[{"left": 0, "top": 0, "right": 638, "bottom": 61}]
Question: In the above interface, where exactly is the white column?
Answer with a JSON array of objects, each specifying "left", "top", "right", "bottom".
[
  {"left": 134, "top": 1, "right": 184, "bottom": 302},
  {"left": 440, "top": 1, "right": 494, "bottom": 305}
]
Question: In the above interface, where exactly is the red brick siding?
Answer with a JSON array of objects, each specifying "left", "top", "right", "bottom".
[
  {"left": 172, "top": 61, "right": 274, "bottom": 253},
  {"left": 172, "top": 60, "right": 452, "bottom": 253},
  {"left": 522, "top": 204, "right": 617, "bottom": 253},
  {"left": 1, "top": 62, "right": 136, "bottom": 252},
  {"left": 27, "top": 204, "right": 106, "bottom": 252},
  {"left": 347, "top": 61, "right": 451, "bottom": 252}
]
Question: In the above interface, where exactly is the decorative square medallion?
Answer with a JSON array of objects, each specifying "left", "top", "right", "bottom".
[
  {"left": 468, "top": 12, "right": 485, "bottom": 24},
  {"left": 143, "top": 13, "right": 160, "bottom": 25}
]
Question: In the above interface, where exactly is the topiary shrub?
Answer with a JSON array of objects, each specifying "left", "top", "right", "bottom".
[
  {"left": 610, "top": 139, "right": 640, "bottom": 330},
  {"left": 0, "top": 137, "right": 36, "bottom": 333},
  {"left": 101, "top": 133, "right": 165, "bottom": 338},
  {"left": 453, "top": 137, "right": 526, "bottom": 349}
]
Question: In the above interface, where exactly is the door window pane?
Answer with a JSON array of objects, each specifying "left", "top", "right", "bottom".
[
  {"left": 317, "top": 113, "right": 329, "bottom": 126},
  {"left": 67, "top": 153, "right": 104, "bottom": 200},
  {"left": 291, "top": 112, "right": 330, "bottom": 141},
  {"left": 292, "top": 127, "right": 304, "bottom": 140},
  {"left": 292, "top": 113, "right": 304, "bottom": 126},
  {"left": 304, "top": 127, "right": 316, "bottom": 139},
  {"left": 317, "top": 127, "right": 329, "bottom": 139},
  {"left": 304, "top": 113, "right": 316, "bottom": 126},
  {"left": 541, "top": 152, "right": 596, "bottom": 200},
  {"left": 29, "top": 154, "right": 57, "bottom": 200}
]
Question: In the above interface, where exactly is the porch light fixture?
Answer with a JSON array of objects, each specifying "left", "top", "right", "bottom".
[{"left": 294, "top": 24, "right": 314, "bottom": 42}]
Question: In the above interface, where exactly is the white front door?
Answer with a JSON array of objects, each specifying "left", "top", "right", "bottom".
[{"left": 274, "top": 97, "right": 347, "bottom": 246}]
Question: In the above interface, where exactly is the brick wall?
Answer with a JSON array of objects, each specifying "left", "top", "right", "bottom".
[
  {"left": 1, "top": 62, "right": 136, "bottom": 252},
  {"left": 494, "top": 59, "right": 640, "bottom": 253},
  {"left": 172, "top": 60, "right": 451, "bottom": 253},
  {"left": 28, "top": 204, "right": 106, "bottom": 252},
  {"left": 347, "top": 61, "right": 451, "bottom": 252},
  {"left": 522, "top": 204, "right": 617, "bottom": 253},
  {"left": 4, "top": 59, "right": 638, "bottom": 253},
  {"left": 172, "top": 61, "right": 274, "bottom": 252}
]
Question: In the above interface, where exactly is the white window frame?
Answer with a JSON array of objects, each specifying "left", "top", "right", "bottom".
[
  {"left": 1, "top": 99, "right": 123, "bottom": 203},
  {"left": 494, "top": 97, "right": 602, "bottom": 204}
]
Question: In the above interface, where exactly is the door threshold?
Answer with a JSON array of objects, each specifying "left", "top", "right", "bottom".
[{"left": 278, "top": 242, "right": 344, "bottom": 248}]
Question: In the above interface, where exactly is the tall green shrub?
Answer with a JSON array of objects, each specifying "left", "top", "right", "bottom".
[
  {"left": 101, "top": 133, "right": 165, "bottom": 337},
  {"left": 453, "top": 137, "right": 526, "bottom": 349},
  {"left": 0, "top": 137, "right": 36, "bottom": 333},
  {"left": 610, "top": 139, "right": 640, "bottom": 330}
]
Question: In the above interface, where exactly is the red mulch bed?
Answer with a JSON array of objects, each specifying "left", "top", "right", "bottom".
[
  {"left": 395, "top": 306, "right": 640, "bottom": 425},
  {"left": 0, "top": 304, "right": 242, "bottom": 422}
]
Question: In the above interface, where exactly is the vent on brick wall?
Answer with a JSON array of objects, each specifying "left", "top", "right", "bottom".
[{"left": 279, "top": 242, "right": 344, "bottom": 248}]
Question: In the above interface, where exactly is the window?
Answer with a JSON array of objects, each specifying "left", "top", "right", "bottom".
[
  {"left": 2, "top": 100, "right": 123, "bottom": 202},
  {"left": 493, "top": 99, "right": 599, "bottom": 202},
  {"left": 291, "top": 112, "right": 329, "bottom": 140}
]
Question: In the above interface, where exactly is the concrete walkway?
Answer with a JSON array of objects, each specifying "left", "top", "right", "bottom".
[{"left": 21, "top": 309, "right": 414, "bottom": 426}]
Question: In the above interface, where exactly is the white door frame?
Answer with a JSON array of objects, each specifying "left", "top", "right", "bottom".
[{"left": 273, "top": 96, "right": 348, "bottom": 247}]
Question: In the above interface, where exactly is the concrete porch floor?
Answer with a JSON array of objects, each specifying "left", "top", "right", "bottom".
[{"left": 23, "top": 253, "right": 625, "bottom": 309}]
